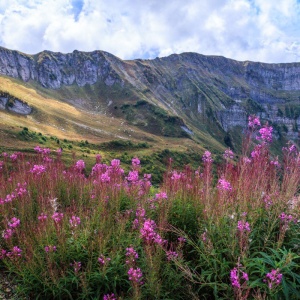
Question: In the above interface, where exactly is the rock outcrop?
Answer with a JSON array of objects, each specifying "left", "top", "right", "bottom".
[{"left": 0, "top": 92, "right": 32, "bottom": 115}]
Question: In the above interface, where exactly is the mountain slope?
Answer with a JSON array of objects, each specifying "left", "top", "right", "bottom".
[{"left": 0, "top": 46, "right": 299, "bottom": 154}]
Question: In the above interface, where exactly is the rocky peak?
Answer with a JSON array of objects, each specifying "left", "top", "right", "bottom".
[{"left": 0, "top": 47, "right": 123, "bottom": 89}]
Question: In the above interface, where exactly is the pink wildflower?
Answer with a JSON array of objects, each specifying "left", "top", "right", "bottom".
[
  {"left": 279, "top": 212, "right": 294, "bottom": 223},
  {"left": 8, "top": 217, "right": 20, "bottom": 228},
  {"left": 155, "top": 192, "right": 168, "bottom": 200},
  {"left": 69, "top": 216, "right": 81, "bottom": 228},
  {"left": 289, "top": 144, "right": 296, "bottom": 152},
  {"left": 127, "top": 170, "right": 139, "bottom": 182},
  {"left": 128, "top": 267, "right": 143, "bottom": 285},
  {"left": 140, "top": 219, "right": 164, "bottom": 245},
  {"left": 71, "top": 261, "right": 82, "bottom": 274},
  {"left": 166, "top": 251, "right": 178, "bottom": 261},
  {"left": 257, "top": 125, "right": 273, "bottom": 142},
  {"left": 217, "top": 178, "right": 232, "bottom": 192},
  {"left": 75, "top": 160, "right": 85, "bottom": 171},
  {"left": 178, "top": 236, "right": 186, "bottom": 243},
  {"left": 100, "top": 172, "right": 111, "bottom": 183},
  {"left": 251, "top": 144, "right": 262, "bottom": 158},
  {"left": 44, "top": 245, "right": 57, "bottom": 253},
  {"left": 230, "top": 268, "right": 240, "bottom": 288},
  {"left": 223, "top": 149, "right": 234, "bottom": 160},
  {"left": 230, "top": 267, "right": 249, "bottom": 289},
  {"left": 95, "top": 154, "right": 102, "bottom": 163},
  {"left": 111, "top": 159, "right": 120, "bottom": 167},
  {"left": 30, "top": 165, "right": 46, "bottom": 175},
  {"left": 7, "top": 246, "right": 22, "bottom": 259},
  {"left": 132, "top": 157, "right": 140, "bottom": 167},
  {"left": 125, "top": 247, "right": 138, "bottom": 265},
  {"left": 98, "top": 254, "right": 111, "bottom": 265},
  {"left": 270, "top": 158, "right": 280, "bottom": 167},
  {"left": 265, "top": 269, "right": 282, "bottom": 289},
  {"left": 202, "top": 151, "right": 213, "bottom": 163},
  {"left": 0, "top": 249, "right": 7, "bottom": 259},
  {"left": 2, "top": 229, "right": 14, "bottom": 239},
  {"left": 237, "top": 220, "right": 251, "bottom": 232},
  {"left": 103, "top": 293, "right": 116, "bottom": 300},
  {"left": 52, "top": 212, "right": 64, "bottom": 223},
  {"left": 10, "top": 153, "right": 18, "bottom": 161},
  {"left": 135, "top": 207, "right": 145, "bottom": 218},
  {"left": 171, "top": 171, "right": 182, "bottom": 180},
  {"left": 248, "top": 115, "right": 261, "bottom": 128},
  {"left": 38, "top": 213, "right": 48, "bottom": 221}
]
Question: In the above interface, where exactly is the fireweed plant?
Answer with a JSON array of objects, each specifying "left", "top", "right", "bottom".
[{"left": 0, "top": 116, "right": 299, "bottom": 299}]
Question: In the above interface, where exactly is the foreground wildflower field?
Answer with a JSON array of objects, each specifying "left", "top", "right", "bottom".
[{"left": 0, "top": 116, "right": 300, "bottom": 299}]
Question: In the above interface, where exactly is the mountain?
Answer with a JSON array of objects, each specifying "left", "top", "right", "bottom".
[{"left": 0, "top": 46, "right": 299, "bottom": 157}]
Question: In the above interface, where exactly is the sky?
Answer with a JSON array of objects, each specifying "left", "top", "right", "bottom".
[{"left": 0, "top": 0, "right": 300, "bottom": 63}]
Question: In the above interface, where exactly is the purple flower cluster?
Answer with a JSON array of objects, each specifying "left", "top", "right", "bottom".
[
  {"left": 75, "top": 160, "right": 85, "bottom": 171},
  {"left": 217, "top": 178, "right": 232, "bottom": 192},
  {"left": 103, "top": 293, "right": 116, "bottom": 300},
  {"left": 127, "top": 170, "right": 139, "bottom": 182},
  {"left": 251, "top": 144, "right": 262, "bottom": 159},
  {"left": 237, "top": 220, "right": 251, "bottom": 232},
  {"left": 71, "top": 261, "right": 82, "bottom": 274},
  {"left": 230, "top": 267, "right": 249, "bottom": 289},
  {"left": 202, "top": 151, "right": 213, "bottom": 163},
  {"left": 178, "top": 236, "right": 186, "bottom": 243},
  {"left": 10, "top": 153, "right": 19, "bottom": 161},
  {"left": 44, "top": 245, "right": 57, "bottom": 253},
  {"left": 52, "top": 212, "right": 64, "bottom": 224},
  {"left": 111, "top": 159, "right": 120, "bottom": 167},
  {"left": 98, "top": 254, "right": 111, "bottom": 266},
  {"left": 166, "top": 251, "right": 178, "bottom": 261},
  {"left": 279, "top": 212, "right": 294, "bottom": 223},
  {"left": 125, "top": 247, "right": 138, "bottom": 265},
  {"left": 38, "top": 213, "right": 48, "bottom": 222},
  {"left": 140, "top": 219, "right": 164, "bottom": 245},
  {"left": 223, "top": 149, "right": 234, "bottom": 160},
  {"left": 132, "top": 157, "right": 140, "bottom": 167},
  {"left": 2, "top": 229, "right": 14, "bottom": 239},
  {"left": 248, "top": 115, "right": 261, "bottom": 128},
  {"left": 265, "top": 269, "right": 282, "bottom": 289},
  {"left": 128, "top": 267, "right": 143, "bottom": 285},
  {"left": 8, "top": 217, "right": 20, "bottom": 228},
  {"left": 6, "top": 246, "right": 22, "bottom": 259},
  {"left": 34, "top": 146, "right": 51, "bottom": 155},
  {"left": 69, "top": 216, "right": 81, "bottom": 228},
  {"left": 30, "top": 165, "right": 46, "bottom": 176},
  {"left": 155, "top": 192, "right": 168, "bottom": 200},
  {"left": 257, "top": 125, "right": 273, "bottom": 143}
]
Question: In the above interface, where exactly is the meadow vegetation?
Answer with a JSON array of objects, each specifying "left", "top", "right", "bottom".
[{"left": 0, "top": 116, "right": 299, "bottom": 299}]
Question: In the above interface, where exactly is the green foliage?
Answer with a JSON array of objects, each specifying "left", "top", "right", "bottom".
[
  {"left": 1, "top": 126, "right": 300, "bottom": 299},
  {"left": 99, "top": 139, "right": 150, "bottom": 151}
]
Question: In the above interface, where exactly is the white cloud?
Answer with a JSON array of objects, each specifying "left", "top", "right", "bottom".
[{"left": 0, "top": 0, "right": 300, "bottom": 62}]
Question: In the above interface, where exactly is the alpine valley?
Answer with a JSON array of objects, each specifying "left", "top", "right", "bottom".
[{"left": 0, "top": 46, "right": 299, "bottom": 178}]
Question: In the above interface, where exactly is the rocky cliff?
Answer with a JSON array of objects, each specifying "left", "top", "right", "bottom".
[{"left": 0, "top": 46, "right": 299, "bottom": 143}]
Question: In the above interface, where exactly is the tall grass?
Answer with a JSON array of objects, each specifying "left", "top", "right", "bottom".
[{"left": 0, "top": 116, "right": 299, "bottom": 299}]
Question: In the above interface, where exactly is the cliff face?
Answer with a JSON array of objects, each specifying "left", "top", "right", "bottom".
[
  {"left": 0, "top": 47, "right": 123, "bottom": 89},
  {"left": 0, "top": 47, "right": 299, "bottom": 142}
]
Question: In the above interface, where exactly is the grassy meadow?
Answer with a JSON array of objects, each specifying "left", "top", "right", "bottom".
[{"left": 0, "top": 116, "right": 299, "bottom": 299}]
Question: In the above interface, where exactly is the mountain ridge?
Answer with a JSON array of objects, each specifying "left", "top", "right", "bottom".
[{"left": 0, "top": 46, "right": 299, "bottom": 151}]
